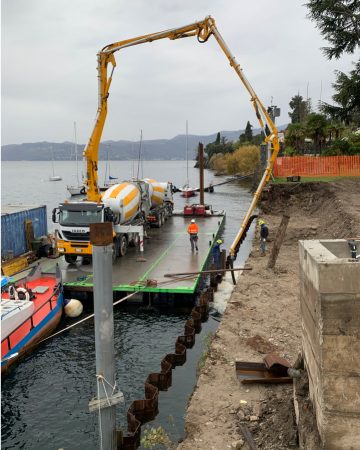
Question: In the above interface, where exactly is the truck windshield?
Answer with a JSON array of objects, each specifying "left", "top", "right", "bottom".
[{"left": 59, "top": 209, "right": 102, "bottom": 226}]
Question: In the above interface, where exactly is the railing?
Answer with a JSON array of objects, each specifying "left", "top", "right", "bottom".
[
  {"left": 273, "top": 155, "right": 360, "bottom": 177},
  {"left": 1, "top": 284, "right": 62, "bottom": 356}
]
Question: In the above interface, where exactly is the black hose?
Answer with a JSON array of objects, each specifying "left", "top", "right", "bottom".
[{"left": 229, "top": 258, "right": 236, "bottom": 285}]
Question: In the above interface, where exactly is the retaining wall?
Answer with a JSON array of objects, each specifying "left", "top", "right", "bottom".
[{"left": 299, "top": 239, "right": 360, "bottom": 449}]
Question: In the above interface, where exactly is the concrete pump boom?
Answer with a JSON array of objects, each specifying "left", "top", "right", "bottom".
[{"left": 83, "top": 15, "right": 279, "bottom": 257}]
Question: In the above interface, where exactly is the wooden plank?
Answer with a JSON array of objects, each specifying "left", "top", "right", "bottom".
[{"left": 2, "top": 256, "right": 29, "bottom": 276}]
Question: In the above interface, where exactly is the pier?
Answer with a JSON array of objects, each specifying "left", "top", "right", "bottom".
[{"left": 60, "top": 214, "right": 225, "bottom": 297}]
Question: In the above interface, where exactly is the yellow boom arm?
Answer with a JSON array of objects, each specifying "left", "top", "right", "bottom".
[{"left": 84, "top": 17, "right": 279, "bottom": 257}]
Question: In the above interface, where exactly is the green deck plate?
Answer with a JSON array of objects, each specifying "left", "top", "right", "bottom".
[{"left": 63, "top": 215, "right": 225, "bottom": 295}]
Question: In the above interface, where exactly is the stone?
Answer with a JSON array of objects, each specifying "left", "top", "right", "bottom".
[
  {"left": 231, "top": 440, "right": 244, "bottom": 449},
  {"left": 250, "top": 415, "right": 259, "bottom": 421}
]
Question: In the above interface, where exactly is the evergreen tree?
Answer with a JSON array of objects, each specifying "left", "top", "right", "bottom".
[
  {"left": 244, "top": 121, "right": 253, "bottom": 141},
  {"left": 306, "top": 0, "right": 360, "bottom": 59},
  {"left": 288, "top": 95, "right": 311, "bottom": 123},
  {"left": 239, "top": 121, "right": 253, "bottom": 144},
  {"left": 320, "top": 61, "right": 360, "bottom": 124},
  {"left": 215, "top": 132, "right": 221, "bottom": 144}
]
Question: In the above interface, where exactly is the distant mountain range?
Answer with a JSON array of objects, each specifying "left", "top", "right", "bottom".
[{"left": 1, "top": 125, "right": 287, "bottom": 161}]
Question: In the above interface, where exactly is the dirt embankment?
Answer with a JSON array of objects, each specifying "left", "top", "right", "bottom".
[{"left": 177, "top": 179, "right": 360, "bottom": 450}]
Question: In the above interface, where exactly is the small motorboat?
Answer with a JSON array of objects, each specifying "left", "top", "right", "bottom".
[
  {"left": 67, "top": 184, "right": 86, "bottom": 196},
  {"left": 1, "top": 264, "right": 64, "bottom": 374}
]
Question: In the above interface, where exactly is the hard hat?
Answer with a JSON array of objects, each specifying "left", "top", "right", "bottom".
[
  {"left": 191, "top": 219, "right": 196, "bottom": 223},
  {"left": 259, "top": 219, "right": 265, "bottom": 225},
  {"left": 217, "top": 239, "right": 223, "bottom": 244}
]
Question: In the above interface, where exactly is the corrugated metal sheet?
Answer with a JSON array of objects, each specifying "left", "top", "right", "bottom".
[{"left": 1, "top": 205, "right": 47, "bottom": 259}]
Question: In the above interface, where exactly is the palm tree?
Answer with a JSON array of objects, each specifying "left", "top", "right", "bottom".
[
  {"left": 306, "top": 113, "right": 328, "bottom": 154},
  {"left": 285, "top": 123, "right": 306, "bottom": 153}
]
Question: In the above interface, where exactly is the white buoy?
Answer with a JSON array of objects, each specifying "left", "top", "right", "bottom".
[{"left": 64, "top": 299, "right": 83, "bottom": 318}]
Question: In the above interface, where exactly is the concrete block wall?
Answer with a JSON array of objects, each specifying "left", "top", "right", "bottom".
[{"left": 299, "top": 239, "right": 360, "bottom": 450}]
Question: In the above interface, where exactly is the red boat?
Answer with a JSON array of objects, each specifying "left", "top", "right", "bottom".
[
  {"left": 180, "top": 184, "right": 197, "bottom": 198},
  {"left": 1, "top": 264, "right": 63, "bottom": 374}
]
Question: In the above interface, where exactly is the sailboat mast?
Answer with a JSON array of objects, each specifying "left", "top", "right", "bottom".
[
  {"left": 137, "top": 130, "right": 143, "bottom": 180},
  {"left": 74, "top": 122, "right": 79, "bottom": 184},
  {"left": 51, "top": 145, "right": 55, "bottom": 176},
  {"left": 186, "top": 120, "right": 189, "bottom": 186}
]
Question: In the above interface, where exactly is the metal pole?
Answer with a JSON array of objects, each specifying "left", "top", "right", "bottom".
[
  {"left": 90, "top": 223, "right": 117, "bottom": 450},
  {"left": 199, "top": 142, "right": 205, "bottom": 205}
]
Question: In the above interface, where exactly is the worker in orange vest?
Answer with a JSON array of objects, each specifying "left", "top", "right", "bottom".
[{"left": 187, "top": 219, "right": 199, "bottom": 252}]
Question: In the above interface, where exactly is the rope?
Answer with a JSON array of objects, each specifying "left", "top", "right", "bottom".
[
  {"left": 39, "top": 291, "right": 138, "bottom": 345},
  {"left": 95, "top": 373, "right": 120, "bottom": 449},
  {"left": 96, "top": 375, "right": 104, "bottom": 450}
]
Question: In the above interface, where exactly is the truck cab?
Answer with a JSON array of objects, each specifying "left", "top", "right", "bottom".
[{"left": 53, "top": 202, "right": 105, "bottom": 263}]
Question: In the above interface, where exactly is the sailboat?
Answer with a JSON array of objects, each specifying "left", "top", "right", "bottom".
[
  {"left": 180, "top": 120, "right": 196, "bottom": 198},
  {"left": 49, "top": 146, "right": 62, "bottom": 181},
  {"left": 99, "top": 144, "right": 119, "bottom": 191},
  {"left": 67, "top": 122, "right": 86, "bottom": 196}
]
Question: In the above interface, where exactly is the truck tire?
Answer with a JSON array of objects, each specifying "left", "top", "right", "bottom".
[
  {"left": 112, "top": 242, "right": 117, "bottom": 263},
  {"left": 119, "top": 235, "right": 128, "bottom": 257},
  {"left": 65, "top": 254, "right": 78, "bottom": 264},
  {"left": 129, "top": 233, "right": 139, "bottom": 247},
  {"left": 155, "top": 213, "right": 163, "bottom": 228}
]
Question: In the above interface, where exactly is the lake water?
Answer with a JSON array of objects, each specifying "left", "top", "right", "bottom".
[{"left": 1, "top": 160, "right": 255, "bottom": 449}]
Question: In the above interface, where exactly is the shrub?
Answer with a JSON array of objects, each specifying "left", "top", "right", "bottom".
[
  {"left": 283, "top": 146, "right": 298, "bottom": 156},
  {"left": 226, "top": 145, "right": 260, "bottom": 175}
]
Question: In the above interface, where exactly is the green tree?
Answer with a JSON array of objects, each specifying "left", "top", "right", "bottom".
[
  {"left": 306, "top": 113, "right": 328, "bottom": 153},
  {"left": 205, "top": 133, "right": 233, "bottom": 160},
  {"left": 288, "top": 95, "right": 311, "bottom": 123},
  {"left": 239, "top": 121, "right": 254, "bottom": 144},
  {"left": 320, "top": 61, "right": 360, "bottom": 124},
  {"left": 244, "top": 121, "right": 253, "bottom": 141},
  {"left": 285, "top": 123, "right": 307, "bottom": 153},
  {"left": 306, "top": 0, "right": 360, "bottom": 59}
]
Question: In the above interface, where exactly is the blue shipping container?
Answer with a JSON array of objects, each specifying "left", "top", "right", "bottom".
[{"left": 1, "top": 205, "right": 48, "bottom": 259}]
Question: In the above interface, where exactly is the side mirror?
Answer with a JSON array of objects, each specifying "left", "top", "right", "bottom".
[{"left": 52, "top": 208, "right": 58, "bottom": 223}]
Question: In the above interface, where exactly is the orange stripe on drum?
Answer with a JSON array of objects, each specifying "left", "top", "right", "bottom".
[
  {"left": 108, "top": 183, "right": 128, "bottom": 199},
  {"left": 153, "top": 186, "right": 165, "bottom": 193},
  {"left": 124, "top": 203, "right": 139, "bottom": 220},
  {"left": 123, "top": 188, "right": 138, "bottom": 206}
]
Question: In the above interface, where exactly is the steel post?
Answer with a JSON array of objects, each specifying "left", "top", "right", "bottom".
[
  {"left": 90, "top": 223, "right": 117, "bottom": 450},
  {"left": 199, "top": 142, "right": 205, "bottom": 206}
]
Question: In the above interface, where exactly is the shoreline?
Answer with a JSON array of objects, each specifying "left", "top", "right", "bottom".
[{"left": 177, "top": 178, "right": 360, "bottom": 450}]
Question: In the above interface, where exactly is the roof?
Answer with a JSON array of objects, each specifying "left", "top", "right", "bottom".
[{"left": 1, "top": 204, "right": 46, "bottom": 216}]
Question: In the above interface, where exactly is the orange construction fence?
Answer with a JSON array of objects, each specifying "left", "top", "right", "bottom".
[{"left": 273, "top": 155, "right": 360, "bottom": 178}]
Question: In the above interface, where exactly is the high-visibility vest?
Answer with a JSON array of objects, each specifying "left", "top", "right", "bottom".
[{"left": 187, "top": 223, "right": 199, "bottom": 235}]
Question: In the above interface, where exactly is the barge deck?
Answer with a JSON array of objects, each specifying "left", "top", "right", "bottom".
[{"left": 58, "top": 214, "right": 224, "bottom": 296}]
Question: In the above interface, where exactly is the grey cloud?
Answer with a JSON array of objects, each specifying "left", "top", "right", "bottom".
[{"left": 1, "top": 0, "right": 355, "bottom": 145}]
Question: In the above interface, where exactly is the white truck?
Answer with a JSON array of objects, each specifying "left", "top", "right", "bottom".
[{"left": 53, "top": 179, "right": 173, "bottom": 264}]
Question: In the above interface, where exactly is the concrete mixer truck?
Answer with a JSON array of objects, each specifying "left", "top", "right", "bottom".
[
  {"left": 53, "top": 16, "right": 279, "bottom": 265},
  {"left": 52, "top": 179, "right": 173, "bottom": 264}
]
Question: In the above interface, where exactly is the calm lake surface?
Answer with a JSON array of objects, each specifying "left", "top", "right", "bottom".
[{"left": 1, "top": 160, "right": 254, "bottom": 449}]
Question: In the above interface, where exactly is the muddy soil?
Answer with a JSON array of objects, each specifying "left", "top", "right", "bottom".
[{"left": 177, "top": 179, "right": 360, "bottom": 450}]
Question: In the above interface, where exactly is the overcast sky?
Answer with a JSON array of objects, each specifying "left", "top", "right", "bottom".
[{"left": 1, "top": 0, "right": 355, "bottom": 145}]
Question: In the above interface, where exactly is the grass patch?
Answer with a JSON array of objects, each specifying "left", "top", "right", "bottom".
[
  {"left": 197, "top": 331, "right": 213, "bottom": 374},
  {"left": 272, "top": 176, "right": 358, "bottom": 184}
]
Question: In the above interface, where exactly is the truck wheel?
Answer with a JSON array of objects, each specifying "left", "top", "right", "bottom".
[
  {"left": 65, "top": 254, "right": 78, "bottom": 264},
  {"left": 112, "top": 242, "right": 117, "bottom": 262},
  {"left": 129, "top": 234, "right": 139, "bottom": 247},
  {"left": 119, "top": 235, "right": 128, "bottom": 257},
  {"left": 155, "top": 213, "right": 163, "bottom": 228}
]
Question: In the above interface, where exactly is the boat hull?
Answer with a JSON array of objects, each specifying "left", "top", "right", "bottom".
[
  {"left": 67, "top": 185, "right": 86, "bottom": 196},
  {"left": 1, "top": 292, "right": 63, "bottom": 375},
  {"left": 181, "top": 190, "right": 196, "bottom": 198}
]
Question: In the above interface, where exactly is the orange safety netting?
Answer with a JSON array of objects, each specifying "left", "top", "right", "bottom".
[{"left": 273, "top": 156, "right": 360, "bottom": 177}]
